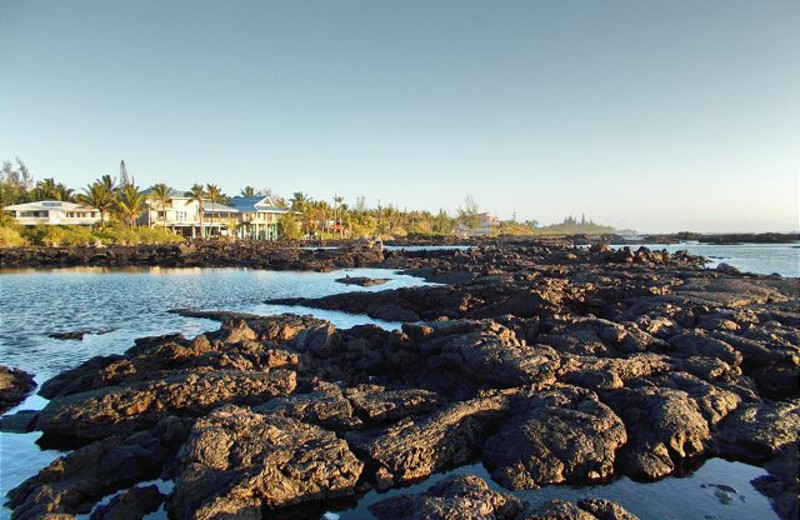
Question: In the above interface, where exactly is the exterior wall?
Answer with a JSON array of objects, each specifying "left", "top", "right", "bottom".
[
  {"left": 145, "top": 198, "right": 201, "bottom": 228},
  {"left": 5, "top": 202, "right": 101, "bottom": 226}
]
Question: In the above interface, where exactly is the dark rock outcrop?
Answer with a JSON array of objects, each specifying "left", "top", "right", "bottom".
[
  {"left": 4, "top": 239, "right": 798, "bottom": 520},
  {"left": 7, "top": 416, "right": 189, "bottom": 520},
  {"left": 336, "top": 275, "right": 390, "bottom": 286},
  {"left": 369, "top": 474, "right": 523, "bottom": 520},
  {"left": 0, "top": 366, "right": 36, "bottom": 414},
  {"left": 167, "top": 405, "right": 363, "bottom": 519},
  {"left": 483, "top": 386, "right": 627, "bottom": 489},
  {"left": 36, "top": 370, "right": 297, "bottom": 439},
  {"left": 346, "top": 395, "right": 510, "bottom": 489},
  {"left": 89, "top": 485, "right": 164, "bottom": 520},
  {"left": 369, "top": 475, "right": 641, "bottom": 520}
]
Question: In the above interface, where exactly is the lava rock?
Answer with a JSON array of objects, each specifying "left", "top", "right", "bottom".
[{"left": 167, "top": 405, "right": 363, "bottom": 519}]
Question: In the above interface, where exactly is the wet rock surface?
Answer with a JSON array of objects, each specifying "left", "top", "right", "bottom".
[
  {"left": 2, "top": 241, "right": 798, "bottom": 519},
  {"left": 483, "top": 386, "right": 627, "bottom": 489},
  {"left": 7, "top": 416, "right": 190, "bottom": 520},
  {"left": 369, "top": 475, "right": 641, "bottom": 520},
  {"left": 168, "top": 405, "right": 364, "bottom": 519},
  {"left": 89, "top": 485, "right": 164, "bottom": 520},
  {"left": 336, "top": 275, "right": 390, "bottom": 286},
  {"left": 0, "top": 366, "right": 36, "bottom": 414}
]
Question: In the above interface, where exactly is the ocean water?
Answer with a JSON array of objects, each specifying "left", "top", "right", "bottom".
[
  {"left": 0, "top": 265, "right": 783, "bottom": 520},
  {"left": 0, "top": 266, "right": 432, "bottom": 508},
  {"left": 614, "top": 242, "right": 799, "bottom": 277}
]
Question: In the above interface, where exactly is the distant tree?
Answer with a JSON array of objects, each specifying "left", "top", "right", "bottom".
[
  {"left": 240, "top": 186, "right": 256, "bottom": 197},
  {"left": 77, "top": 180, "right": 116, "bottom": 226},
  {"left": 333, "top": 194, "right": 344, "bottom": 238},
  {"left": 15, "top": 158, "right": 33, "bottom": 192},
  {"left": 115, "top": 183, "right": 146, "bottom": 228},
  {"left": 290, "top": 192, "right": 311, "bottom": 211},
  {"left": 290, "top": 192, "right": 314, "bottom": 237},
  {"left": 277, "top": 211, "right": 302, "bottom": 240},
  {"left": 188, "top": 184, "right": 206, "bottom": 238},
  {"left": 206, "top": 184, "right": 222, "bottom": 231},
  {"left": 54, "top": 183, "right": 74, "bottom": 202},
  {"left": 99, "top": 174, "right": 118, "bottom": 194},
  {"left": 148, "top": 183, "right": 172, "bottom": 228},
  {"left": 457, "top": 192, "right": 480, "bottom": 229},
  {"left": 354, "top": 196, "right": 367, "bottom": 214},
  {"left": 119, "top": 160, "right": 131, "bottom": 187},
  {"left": 0, "top": 158, "right": 33, "bottom": 205},
  {"left": 32, "top": 178, "right": 73, "bottom": 201}
]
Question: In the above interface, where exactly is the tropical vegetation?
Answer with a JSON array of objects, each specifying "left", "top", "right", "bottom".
[{"left": 1, "top": 157, "right": 621, "bottom": 246}]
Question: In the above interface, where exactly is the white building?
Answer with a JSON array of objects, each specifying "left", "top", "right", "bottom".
[
  {"left": 140, "top": 189, "right": 289, "bottom": 239},
  {"left": 3, "top": 200, "right": 101, "bottom": 226},
  {"left": 229, "top": 196, "right": 289, "bottom": 240},
  {"left": 140, "top": 188, "right": 239, "bottom": 237},
  {"left": 6, "top": 192, "right": 291, "bottom": 241}
]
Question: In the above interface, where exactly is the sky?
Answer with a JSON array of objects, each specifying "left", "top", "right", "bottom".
[{"left": 1, "top": 0, "right": 798, "bottom": 233}]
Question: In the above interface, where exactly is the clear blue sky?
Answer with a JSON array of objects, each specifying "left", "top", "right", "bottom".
[{"left": 1, "top": 0, "right": 798, "bottom": 232}]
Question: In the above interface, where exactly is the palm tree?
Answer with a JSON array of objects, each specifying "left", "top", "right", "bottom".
[
  {"left": 32, "top": 178, "right": 58, "bottom": 200},
  {"left": 77, "top": 181, "right": 116, "bottom": 226},
  {"left": 100, "top": 174, "right": 118, "bottom": 194},
  {"left": 54, "top": 184, "right": 74, "bottom": 202},
  {"left": 148, "top": 183, "right": 172, "bottom": 229},
  {"left": 313, "top": 200, "right": 331, "bottom": 235},
  {"left": 240, "top": 186, "right": 256, "bottom": 197},
  {"left": 188, "top": 183, "right": 206, "bottom": 238},
  {"left": 333, "top": 194, "right": 344, "bottom": 238},
  {"left": 290, "top": 192, "right": 311, "bottom": 211},
  {"left": 206, "top": 184, "right": 221, "bottom": 235},
  {"left": 340, "top": 202, "right": 351, "bottom": 238},
  {"left": 116, "top": 183, "right": 146, "bottom": 228}
]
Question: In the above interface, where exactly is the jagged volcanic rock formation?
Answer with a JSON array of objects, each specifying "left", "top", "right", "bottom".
[{"left": 3, "top": 241, "right": 798, "bottom": 519}]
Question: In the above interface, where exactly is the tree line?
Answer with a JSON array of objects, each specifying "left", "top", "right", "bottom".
[{"left": 1, "top": 158, "right": 618, "bottom": 239}]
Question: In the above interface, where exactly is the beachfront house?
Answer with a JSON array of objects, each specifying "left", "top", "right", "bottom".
[
  {"left": 140, "top": 190, "right": 289, "bottom": 240},
  {"left": 140, "top": 188, "right": 238, "bottom": 237},
  {"left": 3, "top": 200, "right": 101, "bottom": 226},
  {"left": 229, "top": 196, "right": 288, "bottom": 240},
  {"left": 203, "top": 202, "right": 240, "bottom": 237},
  {"left": 6, "top": 191, "right": 289, "bottom": 241}
]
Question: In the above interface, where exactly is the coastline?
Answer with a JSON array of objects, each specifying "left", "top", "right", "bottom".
[{"left": 0, "top": 239, "right": 797, "bottom": 520}]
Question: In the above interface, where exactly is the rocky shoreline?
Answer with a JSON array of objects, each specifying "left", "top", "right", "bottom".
[{"left": 0, "top": 240, "right": 797, "bottom": 520}]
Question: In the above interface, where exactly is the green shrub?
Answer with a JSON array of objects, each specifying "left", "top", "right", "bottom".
[
  {"left": 20, "top": 225, "right": 48, "bottom": 245},
  {"left": 0, "top": 226, "right": 27, "bottom": 247},
  {"left": 40, "top": 226, "right": 95, "bottom": 247},
  {"left": 94, "top": 223, "right": 139, "bottom": 245},
  {"left": 278, "top": 212, "right": 303, "bottom": 240},
  {"left": 19, "top": 224, "right": 184, "bottom": 246},
  {"left": 132, "top": 226, "right": 184, "bottom": 244}
]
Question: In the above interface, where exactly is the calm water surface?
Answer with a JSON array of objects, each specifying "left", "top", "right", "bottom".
[
  {"left": 0, "top": 264, "right": 783, "bottom": 520},
  {"left": 0, "top": 267, "right": 432, "bottom": 508},
  {"left": 615, "top": 242, "right": 799, "bottom": 277}
]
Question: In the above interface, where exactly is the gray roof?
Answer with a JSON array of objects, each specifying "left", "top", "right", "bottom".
[{"left": 230, "top": 196, "right": 288, "bottom": 213}]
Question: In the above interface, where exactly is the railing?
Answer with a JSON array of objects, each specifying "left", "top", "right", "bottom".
[{"left": 13, "top": 216, "right": 100, "bottom": 226}]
